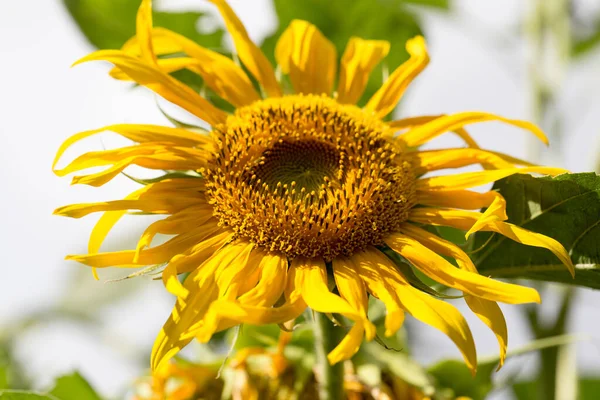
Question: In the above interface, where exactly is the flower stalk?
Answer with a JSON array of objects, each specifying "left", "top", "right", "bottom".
[{"left": 313, "top": 312, "right": 344, "bottom": 400}]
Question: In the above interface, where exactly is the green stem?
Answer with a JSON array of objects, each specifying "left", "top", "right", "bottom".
[
  {"left": 313, "top": 312, "right": 344, "bottom": 400},
  {"left": 526, "top": 287, "right": 575, "bottom": 400}
]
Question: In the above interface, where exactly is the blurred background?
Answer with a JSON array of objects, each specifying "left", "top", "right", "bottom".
[{"left": 1, "top": 0, "right": 600, "bottom": 399}]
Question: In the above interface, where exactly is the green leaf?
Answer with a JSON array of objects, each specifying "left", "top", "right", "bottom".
[
  {"left": 429, "top": 334, "right": 580, "bottom": 400},
  {"left": 0, "top": 392, "right": 59, "bottom": 400},
  {"left": 472, "top": 173, "right": 600, "bottom": 289},
  {"left": 513, "top": 378, "right": 600, "bottom": 400},
  {"left": 572, "top": 18, "right": 600, "bottom": 59},
  {"left": 49, "top": 373, "right": 101, "bottom": 400},
  {"left": 261, "top": 0, "right": 427, "bottom": 104},
  {"left": 63, "top": 0, "right": 223, "bottom": 50},
  {"left": 357, "top": 342, "right": 436, "bottom": 396},
  {"left": 404, "top": 0, "right": 449, "bottom": 8}
]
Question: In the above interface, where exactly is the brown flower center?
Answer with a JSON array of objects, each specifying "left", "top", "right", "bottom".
[{"left": 205, "top": 95, "right": 416, "bottom": 260}]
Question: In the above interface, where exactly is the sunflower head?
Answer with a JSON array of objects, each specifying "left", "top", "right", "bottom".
[
  {"left": 54, "top": 0, "right": 574, "bottom": 376},
  {"left": 206, "top": 94, "right": 415, "bottom": 260}
]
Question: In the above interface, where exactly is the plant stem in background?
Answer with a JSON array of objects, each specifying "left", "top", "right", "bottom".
[
  {"left": 313, "top": 312, "right": 344, "bottom": 400},
  {"left": 525, "top": 1, "right": 575, "bottom": 399},
  {"left": 525, "top": 287, "right": 576, "bottom": 400}
]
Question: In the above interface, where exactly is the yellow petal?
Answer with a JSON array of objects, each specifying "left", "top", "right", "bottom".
[
  {"left": 135, "top": 205, "right": 214, "bottom": 254},
  {"left": 417, "top": 167, "right": 567, "bottom": 192},
  {"left": 115, "top": 27, "right": 261, "bottom": 107},
  {"left": 385, "top": 233, "right": 541, "bottom": 304},
  {"left": 410, "top": 148, "right": 522, "bottom": 174},
  {"left": 336, "top": 37, "right": 390, "bottom": 104},
  {"left": 465, "top": 295, "right": 508, "bottom": 369},
  {"left": 394, "top": 282, "right": 478, "bottom": 374},
  {"left": 74, "top": 50, "right": 227, "bottom": 126},
  {"left": 365, "top": 36, "right": 429, "bottom": 118},
  {"left": 207, "top": 0, "right": 281, "bottom": 97},
  {"left": 162, "top": 229, "right": 233, "bottom": 298},
  {"left": 326, "top": 323, "right": 367, "bottom": 365},
  {"left": 409, "top": 208, "right": 575, "bottom": 276},
  {"left": 152, "top": 267, "right": 220, "bottom": 371},
  {"left": 398, "top": 223, "right": 478, "bottom": 272},
  {"left": 67, "top": 224, "right": 223, "bottom": 268},
  {"left": 293, "top": 257, "right": 370, "bottom": 363},
  {"left": 332, "top": 257, "right": 376, "bottom": 340},
  {"left": 238, "top": 252, "right": 288, "bottom": 306},
  {"left": 136, "top": 0, "right": 156, "bottom": 64},
  {"left": 388, "top": 115, "right": 480, "bottom": 149},
  {"left": 352, "top": 249, "right": 405, "bottom": 337},
  {"left": 165, "top": 230, "right": 234, "bottom": 276},
  {"left": 417, "top": 189, "right": 506, "bottom": 215},
  {"left": 109, "top": 56, "right": 196, "bottom": 79},
  {"left": 396, "top": 223, "right": 517, "bottom": 367},
  {"left": 53, "top": 124, "right": 214, "bottom": 171},
  {"left": 398, "top": 112, "right": 549, "bottom": 148},
  {"left": 293, "top": 257, "right": 361, "bottom": 318},
  {"left": 275, "top": 20, "right": 337, "bottom": 95},
  {"left": 417, "top": 189, "right": 509, "bottom": 237}
]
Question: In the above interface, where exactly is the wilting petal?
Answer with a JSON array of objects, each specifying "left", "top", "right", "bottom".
[
  {"left": 357, "top": 248, "right": 477, "bottom": 373},
  {"left": 207, "top": 0, "right": 281, "bottom": 97},
  {"left": 73, "top": 50, "right": 227, "bottom": 126},
  {"left": 409, "top": 208, "right": 575, "bottom": 276},
  {"left": 395, "top": 282, "right": 478, "bottom": 374},
  {"left": 53, "top": 124, "right": 214, "bottom": 171},
  {"left": 152, "top": 244, "right": 242, "bottom": 371},
  {"left": 398, "top": 112, "right": 549, "bottom": 148},
  {"left": 135, "top": 207, "right": 215, "bottom": 256},
  {"left": 385, "top": 233, "right": 541, "bottom": 304},
  {"left": 276, "top": 20, "right": 337, "bottom": 95},
  {"left": 417, "top": 167, "right": 567, "bottom": 192},
  {"left": 365, "top": 36, "right": 429, "bottom": 118},
  {"left": 337, "top": 37, "right": 389, "bottom": 104},
  {"left": 67, "top": 223, "right": 222, "bottom": 269},
  {"left": 162, "top": 230, "right": 233, "bottom": 298},
  {"left": 398, "top": 223, "right": 516, "bottom": 367},
  {"left": 465, "top": 296, "right": 508, "bottom": 368}
]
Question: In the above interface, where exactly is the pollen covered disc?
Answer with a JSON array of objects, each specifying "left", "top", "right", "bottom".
[{"left": 205, "top": 94, "right": 416, "bottom": 259}]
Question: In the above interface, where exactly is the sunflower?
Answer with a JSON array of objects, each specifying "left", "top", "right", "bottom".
[{"left": 54, "top": 0, "right": 573, "bottom": 375}]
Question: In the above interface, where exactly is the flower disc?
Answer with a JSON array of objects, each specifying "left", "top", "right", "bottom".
[{"left": 205, "top": 95, "right": 417, "bottom": 259}]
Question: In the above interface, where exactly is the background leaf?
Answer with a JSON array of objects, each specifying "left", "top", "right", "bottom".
[
  {"left": 472, "top": 173, "right": 600, "bottom": 289},
  {"left": 63, "top": 0, "right": 223, "bottom": 50},
  {"left": 48, "top": 373, "right": 101, "bottom": 400}
]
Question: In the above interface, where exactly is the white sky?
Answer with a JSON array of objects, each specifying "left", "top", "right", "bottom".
[{"left": 1, "top": 0, "right": 600, "bottom": 399}]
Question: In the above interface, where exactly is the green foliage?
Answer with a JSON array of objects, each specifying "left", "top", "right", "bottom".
[
  {"left": 357, "top": 342, "right": 435, "bottom": 395},
  {"left": 0, "top": 393, "right": 58, "bottom": 400},
  {"left": 63, "top": 0, "right": 223, "bottom": 50},
  {"left": 0, "top": 368, "right": 7, "bottom": 391},
  {"left": 572, "top": 16, "right": 600, "bottom": 58},
  {"left": 428, "top": 334, "right": 580, "bottom": 400},
  {"left": 48, "top": 373, "right": 101, "bottom": 400},
  {"left": 0, "top": 373, "right": 101, "bottom": 400},
  {"left": 513, "top": 378, "right": 600, "bottom": 400},
  {"left": 472, "top": 173, "right": 600, "bottom": 288}
]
